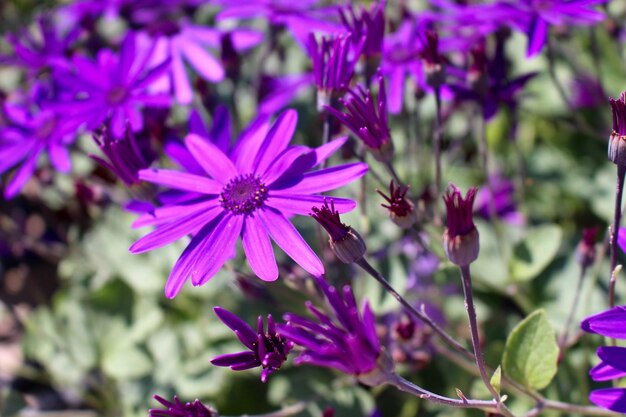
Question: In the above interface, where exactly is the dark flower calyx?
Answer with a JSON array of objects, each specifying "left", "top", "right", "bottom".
[{"left": 377, "top": 181, "right": 415, "bottom": 228}]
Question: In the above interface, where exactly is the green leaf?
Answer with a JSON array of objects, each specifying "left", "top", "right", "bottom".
[
  {"left": 490, "top": 366, "right": 502, "bottom": 395},
  {"left": 102, "top": 345, "right": 152, "bottom": 380},
  {"left": 502, "top": 310, "right": 558, "bottom": 390},
  {"left": 510, "top": 225, "right": 562, "bottom": 281}
]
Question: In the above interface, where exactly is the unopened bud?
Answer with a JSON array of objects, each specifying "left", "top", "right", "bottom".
[
  {"left": 377, "top": 180, "right": 415, "bottom": 229},
  {"left": 443, "top": 227, "right": 479, "bottom": 266},
  {"left": 311, "top": 199, "right": 366, "bottom": 264},
  {"left": 609, "top": 93, "right": 626, "bottom": 166}
]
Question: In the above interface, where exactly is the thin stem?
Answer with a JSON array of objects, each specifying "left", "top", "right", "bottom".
[
  {"left": 609, "top": 164, "right": 626, "bottom": 308},
  {"left": 558, "top": 264, "right": 588, "bottom": 350},
  {"left": 459, "top": 264, "right": 501, "bottom": 403},
  {"left": 355, "top": 257, "right": 472, "bottom": 360},
  {"left": 433, "top": 86, "right": 443, "bottom": 225},
  {"left": 542, "top": 399, "right": 622, "bottom": 417},
  {"left": 384, "top": 160, "right": 405, "bottom": 189},
  {"left": 387, "top": 373, "right": 515, "bottom": 415}
]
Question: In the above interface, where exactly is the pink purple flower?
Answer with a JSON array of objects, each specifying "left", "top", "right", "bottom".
[
  {"left": 277, "top": 276, "right": 381, "bottom": 375},
  {"left": 325, "top": 74, "right": 392, "bottom": 162},
  {"left": 339, "top": 2, "right": 385, "bottom": 60},
  {"left": 0, "top": 100, "right": 76, "bottom": 198},
  {"left": 211, "top": 307, "right": 292, "bottom": 382},
  {"left": 581, "top": 306, "right": 626, "bottom": 412},
  {"left": 130, "top": 109, "right": 367, "bottom": 297},
  {"left": 53, "top": 32, "right": 171, "bottom": 138}
]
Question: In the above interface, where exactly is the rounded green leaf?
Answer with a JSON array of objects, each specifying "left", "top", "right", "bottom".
[
  {"left": 502, "top": 310, "right": 558, "bottom": 390},
  {"left": 510, "top": 225, "right": 562, "bottom": 282}
]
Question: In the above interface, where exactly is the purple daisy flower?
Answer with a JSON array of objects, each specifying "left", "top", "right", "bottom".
[
  {"left": 139, "top": 24, "right": 263, "bottom": 104},
  {"left": 54, "top": 31, "right": 171, "bottom": 138},
  {"left": 581, "top": 306, "right": 626, "bottom": 412},
  {"left": 3, "top": 16, "right": 81, "bottom": 74},
  {"left": 130, "top": 109, "right": 367, "bottom": 298},
  {"left": 211, "top": 307, "right": 293, "bottom": 382},
  {"left": 0, "top": 100, "right": 76, "bottom": 198},
  {"left": 277, "top": 275, "right": 381, "bottom": 376},
  {"left": 149, "top": 395, "right": 217, "bottom": 417},
  {"left": 498, "top": 0, "right": 606, "bottom": 57},
  {"left": 474, "top": 174, "right": 524, "bottom": 225}
]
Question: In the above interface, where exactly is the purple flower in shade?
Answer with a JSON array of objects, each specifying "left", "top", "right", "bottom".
[
  {"left": 308, "top": 34, "right": 364, "bottom": 107},
  {"left": 325, "top": 75, "right": 392, "bottom": 162},
  {"left": 129, "top": 109, "right": 368, "bottom": 298},
  {"left": 3, "top": 16, "right": 81, "bottom": 74},
  {"left": 139, "top": 24, "right": 263, "bottom": 104},
  {"left": 581, "top": 306, "right": 626, "bottom": 412},
  {"left": 277, "top": 275, "right": 381, "bottom": 376},
  {"left": 0, "top": 101, "right": 76, "bottom": 198},
  {"left": 442, "top": 184, "right": 479, "bottom": 266},
  {"left": 380, "top": 18, "right": 454, "bottom": 114},
  {"left": 474, "top": 174, "right": 524, "bottom": 225},
  {"left": 450, "top": 42, "right": 537, "bottom": 121},
  {"left": 498, "top": 0, "right": 606, "bottom": 57},
  {"left": 571, "top": 74, "right": 605, "bottom": 109},
  {"left": 149, "top": 395, "right": 217, "bottom": 417},
  {"left": 211, "top": 307, "right": 293, "bottom": 382},
  {"left": 216, "top": 0, "right": 343, "bottom": 49},
  {"left": 90, "top": 124, "right": 156, "bottom": 186},
  {"left": 53, "top": 32, "right": 171, "bottom": 139},
  {"left": 257, "top": 73, "right": 314, "bottom": 116},
  {"left": 577, "top": 227, "right": 597, "bottom": 268},
  {"left": 339, "top": 2, "right": 385, "bottom": 61}
]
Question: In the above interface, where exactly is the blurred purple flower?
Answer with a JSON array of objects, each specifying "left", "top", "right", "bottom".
[
  {"left": 582, "top": 306, "right": 626, "bottom": 412},
  {"left": 53, "top": 32, "right": 171, "bottom": 138},
  {"left": 0, "top": 101, "right": 76, "bottom": 199},
  {"left": 217, "top": 0, "right": 342, "bottom": 48},
  {"left": 3, "top": 16, "right": 81, "bottom": 74},
  {"left": 474, "top": 174, "right": 524, "bottom": 225},
  {"left": 211, "top": 307, "right": 293, "bottom": 382},
  {"left": 130, "top": 109, "right": 367, "bottom": 297},
  {"left": 308, "top": 34, "right": 364, "bottom": 106},
  {"left": 149, "top": 395, "right": 217, "bottom": 417},
  {"left": 325, "top": 75, "right": 392, "bottom": 162},
  {"left": 258, "top": 73, "right": 313, "bottom": 116},
  {"left": 139, "top": 24, "right": 263, "bottom": 104},
  {"left": 498, "top": 0, "right": 606, "bottom": 57},
  {"left": 571, "top": 74, "right": 605, "bottom": 109},
  {"left": 277, "top": 276, "right": 381, "bottom": 376},
  {"left": 339, "top": 2, "right": 385, "bottom": 60}
]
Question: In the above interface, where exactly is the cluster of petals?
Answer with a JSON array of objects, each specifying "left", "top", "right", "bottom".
[
  {"left": 581, "top": 306, "right": 626, "bottom": 412},
  {"left": 277, "top": 276, "right": 381, "bottom": 376},
  {"left": 130, "top": 109, "right": 367, "bottom": 298}
]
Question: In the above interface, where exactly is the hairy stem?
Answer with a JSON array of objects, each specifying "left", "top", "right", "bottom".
[{"left": 459, "top": 264, "right": 501, "bottom": 403}]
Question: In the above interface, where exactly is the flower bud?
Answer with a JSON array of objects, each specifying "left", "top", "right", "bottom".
[
  {"left": 377, "top": 180, "right": 416, "bottom": 229},
  {"left": 442, "top": 184, "right": 479, "bottom": 266},
  {"left": 609, "top": 93, "right": 626, "bottom": 166},
  {"left": 311, "top": 199, "right": 367, "bottom": 264},
  {"left": 577, "top": 228, "right": 597, "bottom": 268}
]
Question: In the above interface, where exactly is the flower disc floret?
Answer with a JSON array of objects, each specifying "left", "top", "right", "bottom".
[{"left": 220, "top": 174, "right": 268, "bottom": 215}]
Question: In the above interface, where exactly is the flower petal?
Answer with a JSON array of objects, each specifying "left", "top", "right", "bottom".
[
  {"left": 258, "top": 207, "right": 324, "bottom": 276},
  {"left": 589, "top": 388, "right": 626, "bottom": 413},
  {"left": 581, "top": 306, "right": 626, "bottom": 338},
  {"left": 139, "top": 168, "right": 222, "bottom": 194},
  {"left": 242, "top": 215, "right": 278, "bottom": 281},
  {"left": 129, "top": 205, "right": 222, "bottom": 254},
  {"left": 185, "top": 133, "right": 238, "bottom": 184},
  {"left": 266, "top": 194, "right": 355, "bottom": 216},
  {"left": 191, "top": 214, "right": 244, "bottom": 286},
  {"left": 272, "top": 162, "right": 368, "bottom": 194},
  {"left": 214, "top": 306, "right": 257, "bottom": 346},
  {"left": 252, "top": 109, "right": 298, "bottom": 175}
]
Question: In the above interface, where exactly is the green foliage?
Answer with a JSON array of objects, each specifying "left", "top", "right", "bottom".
[
  {"left": 502, "top": 310, "right": 559, "bottom": 390},
  {"left": 510, "top": 225, "right": 562, "bottom": 282}
]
